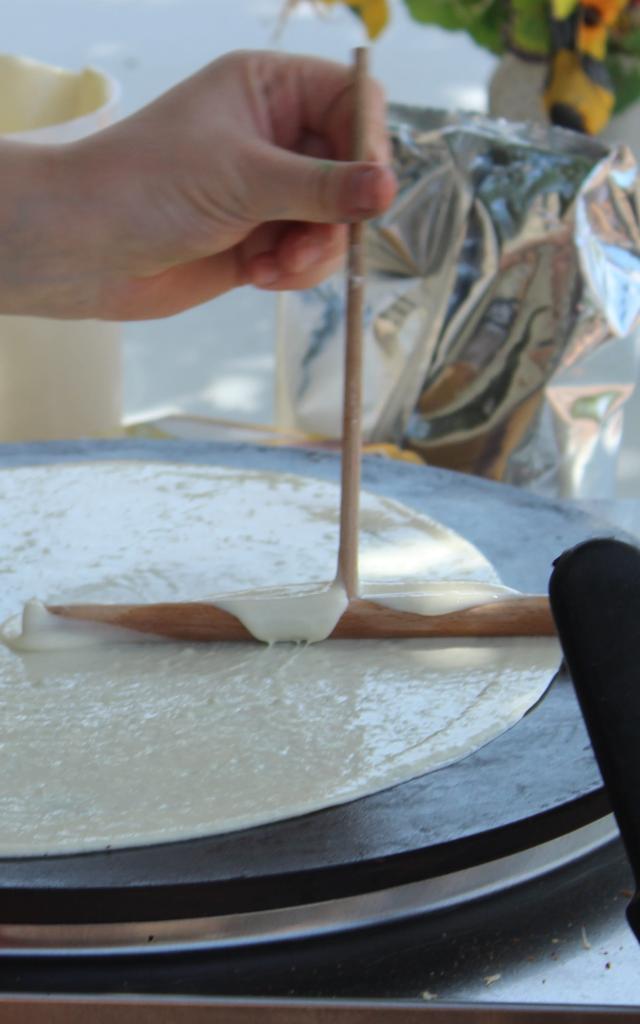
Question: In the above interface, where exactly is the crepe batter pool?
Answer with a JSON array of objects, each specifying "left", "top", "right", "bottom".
[{"left": 0, "top": 461, "right": 559, "bottom": 856}]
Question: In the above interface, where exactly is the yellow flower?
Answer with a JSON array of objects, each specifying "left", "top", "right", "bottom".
[
  {"left": 544, "top": 48, "right": 615, "bottom": 132},
  {"left": 282, "top": 0, "right": 389, "bottom": 39},
  {"left": 329, "top": 0, "right": 390, "bottom": 39}
]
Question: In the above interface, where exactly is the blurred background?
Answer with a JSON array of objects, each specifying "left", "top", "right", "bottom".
[{"left": 4, "top": 0, "right": 640, "bottom": 497}]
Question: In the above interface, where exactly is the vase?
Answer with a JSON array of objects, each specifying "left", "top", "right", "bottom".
[
  {"left": 488, "top": 52, "right": 548, "bottom": 126},
  {"left": 0, "top": 55, "right": 123, "bottom": 442}
]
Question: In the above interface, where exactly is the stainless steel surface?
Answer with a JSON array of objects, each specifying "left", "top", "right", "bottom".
[
  {"left": 0, "top": 995, "right": 639, "bottom": 1022},
  {"left": 1, "top": 844, "right": 638, "bottom": 1008},
  {"left": 0, "top": 817, "right": 616, "bottom": 956}
]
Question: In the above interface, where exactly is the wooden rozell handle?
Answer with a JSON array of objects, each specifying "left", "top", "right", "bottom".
[
  {"left": 47, "top": 595, "right": 556, "bottom": 644},
  {"left": 337, "top": 46, "right": 368, "bottom": 600}
]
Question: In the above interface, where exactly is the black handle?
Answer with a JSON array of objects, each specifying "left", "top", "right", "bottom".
[{"left": 549, "top": 537, "right": 640, "bottom": 942}]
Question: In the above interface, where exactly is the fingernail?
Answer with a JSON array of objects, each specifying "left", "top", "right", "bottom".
[
  {"left": 252, "top": 261, "right": 279, "bottom": 288},
  {"left": 349, "top": 166, "right": 382, "bottom": 217}
]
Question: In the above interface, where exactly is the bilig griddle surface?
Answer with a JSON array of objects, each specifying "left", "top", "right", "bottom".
[{"left": 0, "top": 441, "right": 616, "bottom": 926}]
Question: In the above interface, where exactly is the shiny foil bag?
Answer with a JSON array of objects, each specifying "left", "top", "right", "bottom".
[{"left": 277, "top": 109, "right": 640, "bottom": 498}]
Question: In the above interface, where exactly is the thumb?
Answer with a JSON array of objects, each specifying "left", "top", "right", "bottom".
[{"left": 250, "top": 147, "right": 396, "bottom": 224}]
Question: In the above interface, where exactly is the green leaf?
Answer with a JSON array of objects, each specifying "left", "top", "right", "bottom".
[
  {"left": 606, "top": 51, "right": 640, "bottom": 112},
  {"left": 403, "top": 0, "right": 507, "bottom": 53},
  {"left": 611, "top": 27, "right": 640, "bottom": 55},
  {"left": 403, "top": 0, "right": 468, "bottom": 31},
  {"left": 507, "top": 0, "right": 551, "bottom": 57},
  {"left": 468, "top": 3, "right": 508, "bottom": 51}
]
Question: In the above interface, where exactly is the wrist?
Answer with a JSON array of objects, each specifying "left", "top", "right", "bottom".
[{"left": 0, "top": 139, "right": 111, "bottom": 318}]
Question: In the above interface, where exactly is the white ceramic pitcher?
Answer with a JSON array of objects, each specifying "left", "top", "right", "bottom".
[{"left": 0, "top": 54, "right": 122, "bottom": 441}]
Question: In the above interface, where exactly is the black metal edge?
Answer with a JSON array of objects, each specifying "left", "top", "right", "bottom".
[{"left": 0, "top": 790, "right": 611, "bottom": 926}]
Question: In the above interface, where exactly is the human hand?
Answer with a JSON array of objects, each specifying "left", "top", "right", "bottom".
[{"left": 0, "top": 50, "right": 396, "bottom": 320}]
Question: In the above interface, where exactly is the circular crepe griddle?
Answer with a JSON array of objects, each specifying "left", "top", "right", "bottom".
[{"left": 0, "top": 440, "right": 614, "bottom": 927}]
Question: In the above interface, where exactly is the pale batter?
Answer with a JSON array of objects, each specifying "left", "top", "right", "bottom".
[{"left": 0, "top": 461, "right": 560, "bottom": 855}]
